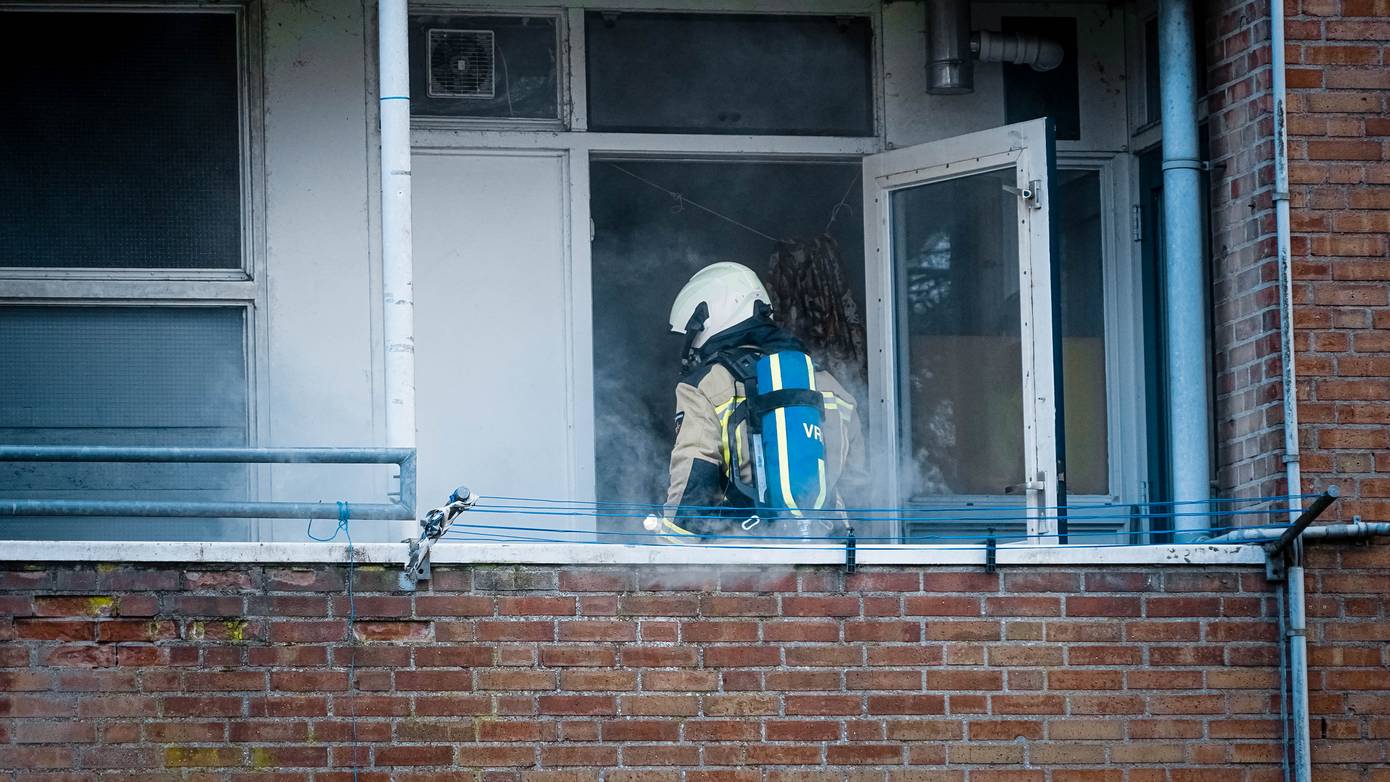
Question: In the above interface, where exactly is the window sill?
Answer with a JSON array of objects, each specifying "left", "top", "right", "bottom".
[{"left": 0, "top": 540, "right": 1265, "bottom": 566}]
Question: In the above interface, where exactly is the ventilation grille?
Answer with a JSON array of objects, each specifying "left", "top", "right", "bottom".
[{"left": 427, "top": 28, "right": 495, "bottom": 99}]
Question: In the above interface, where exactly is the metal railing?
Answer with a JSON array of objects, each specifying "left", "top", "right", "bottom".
[{"left": 0, "top": 446, "right": 415, "bottom": 520}]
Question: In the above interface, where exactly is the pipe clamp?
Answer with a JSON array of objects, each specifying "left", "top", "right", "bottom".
[{"left": 1162, "top": 158, "right": 1207, "bottom": 172}]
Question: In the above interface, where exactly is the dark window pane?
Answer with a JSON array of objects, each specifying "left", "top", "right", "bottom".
[
  {"left": 1144, "top": 17, "right": 1161, "bottom": 125},
  {"left": 1002, "top": 17, "right": 1080, "bottom": 141},
  {"left": 0, "top": 306, "right": 251, "bottom": 541},
  {"left": 586, "top": 12, "right": 874, "bottom": 136},
  {"left": 1055, "top": 170, "right": 1108, "bottom": 495},
  {"left": 410, "top": 14, "right": 559, "bottom": 120},
  {"left": 0, "top": 11, "right": 242, "bottom": 269}
]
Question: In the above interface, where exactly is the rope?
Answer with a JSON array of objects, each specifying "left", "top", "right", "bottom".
[
  {"left": 462, "top": 503, "right": 1304, "bottom": 525},
  {"left": 441, "top": 526, "right": 1281, "bottom": 553},
  {"left": 824, "top": 172, "right": 860, "bottom": 234},
  {"left": 477, "top": 492, "right": 1319, "bottom": 513},
  {"left": 325, "top": 502, "right": 360, "bottom": 782},
  {"left": 436, "top": 519, "right": 1289, "bottom": 544},
  {"left": 605, "top": 163, "right": 785, "bottom": 243}
]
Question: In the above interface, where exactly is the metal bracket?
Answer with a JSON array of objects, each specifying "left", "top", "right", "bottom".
[
  {"left": 1002, "top": 179, "right": 1044, "bottom": 209},
  {"left": 1262, "top": 486, "right": 1341, "bottom": 583},
  {"left": 985, "top": 529, "right": 997, "bottom": 574},
  {"left": 400, "top": 486, "right": 478, "bottom": 591},
  {"left": 844, "top": 525, "right": 857, "bottom": 574}
]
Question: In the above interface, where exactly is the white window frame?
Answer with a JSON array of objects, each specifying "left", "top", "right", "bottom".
[
  {"left": 862, "top": 120, "right": 1062, "bottom": 542},
  {"left": 408, "top": 0, "right": 1168, "bottom": 553},
  {"left": 0, "top": 0, "right": 1221, "bottom": 563},
  {"left": 0, "top": 3, "right": 269, "bottom": 536}
]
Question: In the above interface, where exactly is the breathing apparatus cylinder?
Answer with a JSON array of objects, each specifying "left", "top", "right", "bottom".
[{"left": 751, "top": 350, "right": 828, "bottom": 516}]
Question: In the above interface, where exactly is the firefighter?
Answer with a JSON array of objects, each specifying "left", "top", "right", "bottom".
[{"left": 646, "top": 262, "right": 866, "bottom": 544}]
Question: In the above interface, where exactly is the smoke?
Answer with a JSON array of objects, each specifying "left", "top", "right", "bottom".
[{"left": 589, "top": 159, "right": 872, "bottom": 544}]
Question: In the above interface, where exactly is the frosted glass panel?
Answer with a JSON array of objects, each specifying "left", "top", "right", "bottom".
[
  {"left": 0, "top": 306, "right": 250, "bottom": 541},
  {"left": 0, "top": 11, "right": 241, "bottom": 269}
]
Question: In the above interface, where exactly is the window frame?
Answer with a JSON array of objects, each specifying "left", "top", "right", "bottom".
[
  {"left": 408, "top": 5, "right": 569, "bottom": 131},
  {"left": 411, "top": 0, "right": 1167, "bottom": 551},
  {"left": 0, "top": 1, "right": 1183, "bottom": 556},
  {"left": 0, "top": 3, "right": 268, "bottom": 535},
  {"left": 861, "top": 122, "right": 1063, "bottom": 542}
]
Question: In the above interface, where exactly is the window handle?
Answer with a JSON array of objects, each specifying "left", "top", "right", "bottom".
[{"left": 1003, "top": 475, "right": 1046, "bottom": 495}]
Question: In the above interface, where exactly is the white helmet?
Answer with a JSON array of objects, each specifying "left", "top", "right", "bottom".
[{"left": 669, "top": 262, "right": 771, "bottom": 349}]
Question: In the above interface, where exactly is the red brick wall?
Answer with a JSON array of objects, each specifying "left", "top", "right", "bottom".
[
  {"left": 1203, "top": 0, "right": 1389, "bottom": 523},
  {"left": 1206, "top": 0, "right": 1284, "bottom": 501},
  {"left": 2, "top": 557, "right": 1387, "bottom": 778},
  {"left": 1282, "top": 0, "right": 1390, "bottom": 523}
]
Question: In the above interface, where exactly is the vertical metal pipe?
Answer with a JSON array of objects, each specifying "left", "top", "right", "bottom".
[
  {"left": 1287, "top": 563, "right": 1313, "bottom": 782},
  {"left": 1270, "top": 0, "right": 1307, "bottom": 770},
  {"left": 1158, "top": 0, "right": 1212, "bottom": 536},
  {"left": 925, "top": 0, "right": 974, "bottom": 94},
  {"left": 379, "top": 0, "right": 417, "bottom": 457},
  {"left": 1275, "top": 582, "right": 1292, "bottom": 782},
  {"left": 379, "top": 0, "right": 418, "bottom": 538},
  {"left": 1271, "top": 0, "right": 1301, "bottom": 517}
]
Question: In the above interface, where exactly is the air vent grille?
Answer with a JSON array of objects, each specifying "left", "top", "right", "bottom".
[{"left": 427, "top": 28, "right": 495, "bottom": 99}]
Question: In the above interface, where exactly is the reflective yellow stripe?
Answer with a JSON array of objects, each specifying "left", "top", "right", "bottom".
[
  {"left": 766, "top": 354, "right": 801, "bottom": 515},
  {"left": 716, "top": 396, "right": 742, "bottom": 474},
  {"left": 775, "top": 405, "right": 801, "bottom": 517},
  {"left": 734, "top": 420, "right": 745, "bottom": 476},
  {"left": 660, "top": 517, "right": 696, "bottom": 537},
  {"left": 719, "top": 411, "right": 732, "bottom": 472},
  {"left": 805, "top": 360, "right": 826, "bottom": 511}
]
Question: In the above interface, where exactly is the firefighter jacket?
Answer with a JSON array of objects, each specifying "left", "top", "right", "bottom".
[{"left": 662, "top": 333, "right": 867, "bottom": 535}]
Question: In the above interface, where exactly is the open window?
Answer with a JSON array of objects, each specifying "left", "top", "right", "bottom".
[{"left": 863, "top": 119, "right": 1066, "bottom": 544}]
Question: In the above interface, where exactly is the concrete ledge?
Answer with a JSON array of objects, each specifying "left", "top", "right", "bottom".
[{"left": 0, "top": 540, "right": 1266, "bottom": 566}]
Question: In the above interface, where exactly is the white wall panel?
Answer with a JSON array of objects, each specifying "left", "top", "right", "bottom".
[
  {"left": 261, "top": 0, "right": 384, "bottom": 539},
  {"left": 412, "top": 151, "right": 582, "bottom": 536}
]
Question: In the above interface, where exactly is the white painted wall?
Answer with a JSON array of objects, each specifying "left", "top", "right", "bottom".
[
  {"left": 260, "top": 0, "right": 387, "bottom": 540},
  {"left": 412, "top": 151, "right": 583, "bottom": 536}
]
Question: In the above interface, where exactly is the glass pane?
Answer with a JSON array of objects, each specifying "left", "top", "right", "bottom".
[
  {"left": 589, "top": 159, "right": 867, "bottom": 536},
  {"left": 0, "top": 11, "right": 241, "bottom": 269},
  {"left": 410, "top": 14, "right": 559, "bottom": 120},
  {"left": 893, "top": 168, "right": 1023, "bottom": 499},
  {"left": 0, "top": 306, "right": 251, "bottom": 541},
  {"left": 1057, "top": 170, "right": 1109, "bottom": 495},
  {"left": 585, "top": 12, "right": 874, "bottom": 136}
]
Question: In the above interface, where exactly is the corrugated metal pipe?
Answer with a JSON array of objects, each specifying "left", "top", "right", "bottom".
[
  {"left": 925, "top": 0, "right": 1063, "bottom": 95},
  {"left": 973, "top": 31, "right": 1065, "bottom": 71}
]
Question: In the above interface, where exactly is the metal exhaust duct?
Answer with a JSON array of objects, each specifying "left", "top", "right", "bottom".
[
  {"left": 926, "top": 0, "right": 1066, "bottom": 95},
  {"left": 926, "top": 0, "right": 974, "bottom": 95}
]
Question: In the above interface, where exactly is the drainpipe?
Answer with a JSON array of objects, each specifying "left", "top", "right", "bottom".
[
  {"left": 379, "top": 2, "right": 417, "bottom": 460},
  {"left": 1269, "top": 0, "right": 1308, "bottom": 777},
  {"left": 1158, "top": 0, "right": 1212, "bottom": 538},
  {"left": 1287, "top": 553, "right": 1312, "bottom": 782},
  {"left": 1272, "top": 0, "right": 1300, "bottom": 520}
]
